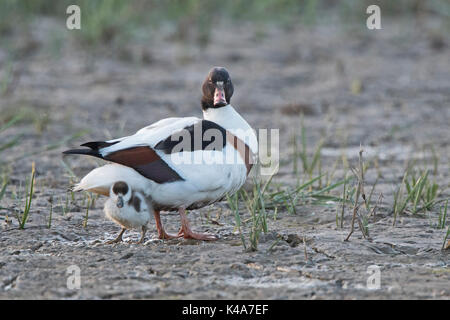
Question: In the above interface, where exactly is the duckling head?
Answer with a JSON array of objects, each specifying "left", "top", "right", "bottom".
[{"left": 110, "top": 181, "right": 132, "bottom": 208}]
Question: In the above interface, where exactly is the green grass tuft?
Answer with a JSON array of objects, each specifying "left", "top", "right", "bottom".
[
  {"left": 393, "top": 169, "right": 442, "bottom": 226},
  {"left": 17, "top": 162, "right": 36, "bottom": 229},
  {"left": 437, "top": 199, "right": 448, "bottom": 229}
]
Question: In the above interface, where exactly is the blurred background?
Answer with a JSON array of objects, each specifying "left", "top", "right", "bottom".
[{"left": 0, "top": 0, "right": 449, "bottom": 187}]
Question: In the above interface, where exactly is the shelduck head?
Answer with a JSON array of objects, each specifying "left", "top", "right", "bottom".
[
  {"left": 110, "top": 181, "right": 132, "bottom": 209},
  {"left": 201, "top": 67, "right": 234, "bottom": 110}
]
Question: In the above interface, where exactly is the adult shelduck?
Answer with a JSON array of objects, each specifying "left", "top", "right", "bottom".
[{"left": 63, "top": 67, "right": 258, "bottom": 241}]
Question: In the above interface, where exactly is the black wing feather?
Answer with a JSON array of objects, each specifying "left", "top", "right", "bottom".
[
  {"left": 154, "top": 120, "right": 227, "bottom": 154},
  {"left": 62, "top": 148, "right": 103, "bottom": 159},
  {"left": 80, "top": 141, "right": 119, "bottom": 150}
]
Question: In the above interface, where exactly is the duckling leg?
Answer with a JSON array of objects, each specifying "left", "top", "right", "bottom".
[
  {"left": 131, "top": 226, "right": 147, "bottom": 244},
  {"left": 105, "top": 227, "right": 126, "bottom": 244},
  {"left": 153, "top": 210, "right": 180, "bottom": 239},
  {"left": 178, "top": 207, "right": 217, "bottom": 241}
]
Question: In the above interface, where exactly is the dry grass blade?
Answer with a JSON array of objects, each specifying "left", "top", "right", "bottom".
[
  {"left": 368, "top": 193, "right": 383, "bottom": 220},
  {"left": 303, "top": 236, "right": 308, "bottom": 261},
  {"left": 366, "top": 176, "right": 379, "bottom": 211},
  {"left": 47, "top": 196, "right": 53, "bottom": 229},
  {"left": 344, "top": 146, "right": 367, "bottom": 241},
  {"left": 0, "top": 178, "right": 8, "bottom": 202},
  {"left": 338, "top": 172, "right": 348, "bottom": 228}
]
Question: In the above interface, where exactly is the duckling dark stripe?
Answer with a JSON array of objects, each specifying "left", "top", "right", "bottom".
[
  {"left": 129, "top": 193, "right": 141, "bottom": 212},
  {"left": 105, "top": 147, "right": 183, "bottom": 183}
]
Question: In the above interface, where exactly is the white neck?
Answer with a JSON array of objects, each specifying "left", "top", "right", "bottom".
[{"left": 203, "top": 105, "right": 258, "bottom": 153}]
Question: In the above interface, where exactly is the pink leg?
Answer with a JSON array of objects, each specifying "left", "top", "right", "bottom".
[
  {"left": 178, "top": 207, "right": 217, "bottom": 241},
  {"left": 153, "top": 210, "right": 180, "bottom": 239}
]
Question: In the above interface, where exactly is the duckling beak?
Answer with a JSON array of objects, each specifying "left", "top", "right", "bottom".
[
  {"left": 116, "top": 196, "right": 124, "bottom": 208},
  {"left": 214, "top": 83, "right": 227, "bottom": 107}
]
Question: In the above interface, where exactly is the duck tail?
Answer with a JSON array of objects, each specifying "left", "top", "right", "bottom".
[
  {"left": 63, "top": 140, "right": 119, "bottom": 158},
  {"left": 62, "top": 148, "right": 103, "bottom": 159}
]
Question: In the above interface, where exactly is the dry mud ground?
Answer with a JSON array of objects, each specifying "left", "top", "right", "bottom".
[{"left": 0, "top": 18, "right": 449, "bottom": 299}]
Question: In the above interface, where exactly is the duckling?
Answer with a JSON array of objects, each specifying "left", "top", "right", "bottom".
[{"left": 104, "top": 181, "right": 151, "bottom": 244}]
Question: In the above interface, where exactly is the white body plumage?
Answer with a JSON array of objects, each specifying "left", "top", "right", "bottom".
[{"left": 75, "top": 105, "right": 258, "bottom": 210}]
